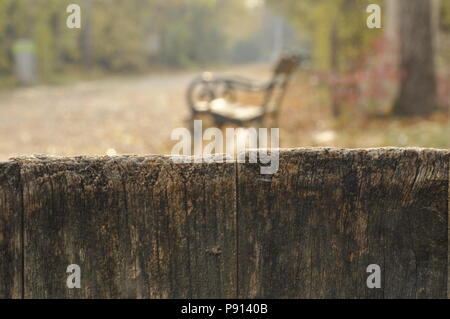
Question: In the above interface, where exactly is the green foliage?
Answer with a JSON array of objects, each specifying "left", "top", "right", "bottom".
[
  {"left": 0, "top": 0, "right": 254, "bottom": 79},
  {"left": 267, "top": 0, "right": 383, "bottom": 72},
  {"left": 440, "top": 0, "right": 450, "bottom": 32}
]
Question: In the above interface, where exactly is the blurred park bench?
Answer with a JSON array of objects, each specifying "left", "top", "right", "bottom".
[{"left": 186, "top": 55, "right": 300, "bottom": 129}]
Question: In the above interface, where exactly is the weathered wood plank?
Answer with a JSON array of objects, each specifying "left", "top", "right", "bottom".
[
  {"left": 448, "top": 154, "right": 450, "bottom": 299},
  {"left": 237, "top": 148, "right": 448, "bottom": 299},
  {"left": 1, "top": 148, "right": 447, "bottom": 299},
  {"left": 19, "top": 156, "right": 236, "bottom": 298},
  {"left": 0, "top": 161, "right": 22, "bottom": 298}
]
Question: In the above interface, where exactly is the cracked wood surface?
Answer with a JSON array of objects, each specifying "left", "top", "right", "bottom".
[
  {"left": 237, "top": 148, "right": 448, "bottom": 298},
  {"left": 0, "top": 161, "right": 22, "bottom": 298},
  {"left": 0, "top": 148, "right": 448, "bottom": 298},
  {"left": 19, "top": 156, "right": 237, "bottom": 298}
]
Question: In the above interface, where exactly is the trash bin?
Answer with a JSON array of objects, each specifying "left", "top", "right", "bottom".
[{"left": 13, "top": 39, "right": 37, "bottom": 85}]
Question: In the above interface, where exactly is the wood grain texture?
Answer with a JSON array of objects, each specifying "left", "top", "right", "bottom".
[
  {"left": 0, "top": 148, "right": 447, "bottom": 299},
  {"left": 237, "top": 148, "right": 448, "bottom": 299},
  {"left": 0, "top": 161, "right": 22, "bottom": 298},
  {"left": 19, "top": 156, "right": 236, "bottom": 298}
]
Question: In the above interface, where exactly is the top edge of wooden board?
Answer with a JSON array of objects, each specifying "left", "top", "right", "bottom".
[{"left": 2, "top": 147, "right": 448, "bottom": 164}]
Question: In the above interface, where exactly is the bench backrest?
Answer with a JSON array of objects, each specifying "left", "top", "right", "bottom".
[{"left": 262, "top": 55, "right": 300, "bottom": 112}]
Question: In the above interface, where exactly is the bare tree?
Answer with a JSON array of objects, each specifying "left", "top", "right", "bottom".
[
  {"left": 80, "top": 0, "right": 93, "bottom": 67},
  {"left": 393, "top": 0, "right": 437, "bottom": 116},
  {"left": 330, "top": 18, "right": 341, "bottom": 118}
]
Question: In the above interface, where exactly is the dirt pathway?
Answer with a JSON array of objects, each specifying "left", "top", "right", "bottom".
[{"left": 0, "top": 65, "right": 271, "bottom": 160}]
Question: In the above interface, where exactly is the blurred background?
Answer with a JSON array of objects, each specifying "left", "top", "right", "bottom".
[{"left": 0, "top": 0, "right": 448, "bottom": 160}]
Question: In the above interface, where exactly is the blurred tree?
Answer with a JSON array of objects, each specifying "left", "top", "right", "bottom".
[
  {"left": 267, "top": 0, "right": 383, "bottom": 117},
  {"left": 81, "top": 0, "right": 93, "bottom": 67},
  {"left": 267, "top": 0, "right": 382, "bottom": 71},
  {"left": 441, "top": 0, "right": 450, "bottom": 32},
  {"left": 0, "top": 0, "right": 257, "bottom": 81},
  {"left": 393, "top": 0, "right": 437, "bottom": 116},
  {"left": 0, "top": 0, "right": 13, "bottom": 74}
]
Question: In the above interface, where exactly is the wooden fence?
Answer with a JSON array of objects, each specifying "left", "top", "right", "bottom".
[{"left": 0, "top": 148, "right": 448, "bottom": 298}]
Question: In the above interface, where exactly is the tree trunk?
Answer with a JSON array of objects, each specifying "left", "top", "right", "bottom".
[
  {"left": 330, "top": 19, "right": 341, "bottom": 117},
  {"left": 80, "top": 0, "right": 93, "bottom": 67},
  {"left": 386, "top": 0, "right": 399, "bottom": 44},
  {"left": 393, "top": 0, "right": 438, "bottom": 116}
]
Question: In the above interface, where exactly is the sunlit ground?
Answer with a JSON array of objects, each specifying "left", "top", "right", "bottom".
[
  {"left": 0, "top": 64, "right": 448, "bottom": 161},
  {"left": 280, "top": 73, "right": 449, "bottom": 149}
]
